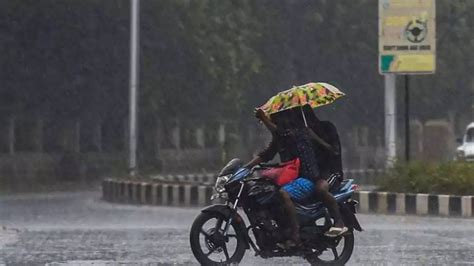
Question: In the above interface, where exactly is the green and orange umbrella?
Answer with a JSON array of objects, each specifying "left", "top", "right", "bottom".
[
  {"left": 259, "top": 82, "right": 345, "bottom": 115},
  {"left": 258, "top": 82, "right": 345, "bottom": 126}
]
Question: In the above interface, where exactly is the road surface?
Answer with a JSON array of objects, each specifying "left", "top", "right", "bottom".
[{"left": 1, "top": 190, "right": 474, "bottom": 265}]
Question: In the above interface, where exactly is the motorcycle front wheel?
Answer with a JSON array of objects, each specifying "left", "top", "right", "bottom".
[{"left": 190, "top": 212, "right": 246, "bottom": 265}]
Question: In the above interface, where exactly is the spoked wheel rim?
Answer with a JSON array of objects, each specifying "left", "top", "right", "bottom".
[
  {"left": 195, "top": 215, "right": 241, "bottom": 264},
  {"left": 305, "top": 231, "right": 354, "bottom": 265},
  {"left": 318, "top": 235, "right": 345, "bottom": 261}
]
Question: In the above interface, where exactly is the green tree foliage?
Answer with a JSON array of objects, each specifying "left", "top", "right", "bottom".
[
  {"left": 0, "top": 0, "right": 473, "bottom": 140},
  {"left": 140, "top": 0, "right": 262, "bottom": 125},
  {"left": 0, "top": 0, "right": 130, "bottom": 121}
]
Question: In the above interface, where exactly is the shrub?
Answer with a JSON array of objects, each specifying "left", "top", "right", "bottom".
[{"left": 377, "top": 161, "right": 474, "bottom": 195}]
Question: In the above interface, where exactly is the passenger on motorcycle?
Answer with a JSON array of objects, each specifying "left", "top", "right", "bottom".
[
  {"left": 282, "top": 107, "right": 347, "bottom": 237},
  {"left": 299, "top": 106, "right": 347, "bottom": 236},
  {"left": 302, "top": 105, "right": 344, "bottom": 186},
  {"left": 244, "top": 107, "right": 347, "bottom": 247}
]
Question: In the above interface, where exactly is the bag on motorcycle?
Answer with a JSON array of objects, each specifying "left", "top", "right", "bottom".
[{"left": 261, "top": 158, "right": 300, "bottom": 186}]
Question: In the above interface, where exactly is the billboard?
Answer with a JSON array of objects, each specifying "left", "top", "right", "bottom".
[{"left": 379, "top": 0, "right": 436, "bottom": 74}]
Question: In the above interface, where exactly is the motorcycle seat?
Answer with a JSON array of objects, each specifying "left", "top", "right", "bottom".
[
  {"left": 295, "top": 179, "right": 350, "bottom": 207},
  {"left": 295, "top": 201, "right": 323, "bottom": 210}
]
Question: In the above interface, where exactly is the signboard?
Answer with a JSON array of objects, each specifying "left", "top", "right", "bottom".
[{"left": 379, "top": 0, "right": 436, "bottom": 74}]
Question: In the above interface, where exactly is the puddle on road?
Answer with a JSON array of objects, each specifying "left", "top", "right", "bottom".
[
  {"left": 0, "top": 226, "right": 19, "bottom": 249},
  {"left": 0, "top": 226, "right": 20, "bottom": 266}
]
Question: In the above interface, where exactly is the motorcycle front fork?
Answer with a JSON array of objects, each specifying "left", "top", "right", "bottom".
[{"left": 221, "top": 181, "right": 245, "bottom": 235}]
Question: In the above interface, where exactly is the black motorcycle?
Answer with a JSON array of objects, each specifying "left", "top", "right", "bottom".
[{"left": 190, "top": 159, "right": 362, "bottom": 265}]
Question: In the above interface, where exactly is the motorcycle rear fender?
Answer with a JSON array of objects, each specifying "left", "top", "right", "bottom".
[
  {"left": 201, "top": 204, "right": 250, "bottom": 249},
  {"left": 339, "top": 201, "right": 363, "bottom": 232}
]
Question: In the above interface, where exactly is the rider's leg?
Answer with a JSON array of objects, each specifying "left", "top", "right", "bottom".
[
  {"left": 279, "top": 189, "right": 300, "bottom": 244},
  {"left": 314, "top": 179, "right": 345, "bottom": 229},
  {"left": 280, "top": 177, "right": 315, "bottom": 246}
]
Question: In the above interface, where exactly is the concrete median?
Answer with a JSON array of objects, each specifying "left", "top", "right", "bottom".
[
  {"left": 149, "top": 169, "right": 384, "bottom": 186},
  {"left": 102, "top": 179, "right": 474, "bottom": 218}
]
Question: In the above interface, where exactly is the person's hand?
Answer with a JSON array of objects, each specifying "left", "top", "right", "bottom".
[{"left": 254, "top": 108, "right": 266, "bottom": 121}]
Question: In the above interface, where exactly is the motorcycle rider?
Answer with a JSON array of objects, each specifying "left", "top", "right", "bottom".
[
  {"left": 245, "top": 108, "right": 346, "bottom": 244},
  {"left": 244, "top": 109, "right": 307, "bottom": 248}
]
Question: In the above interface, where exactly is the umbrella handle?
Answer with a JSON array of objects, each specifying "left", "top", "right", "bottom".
[{"left": 300, "top": 106, "right": 308, "bottom": 127}]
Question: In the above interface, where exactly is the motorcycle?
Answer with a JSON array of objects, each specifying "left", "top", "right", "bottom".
[{"left": 189, "top": 159, "right": 362, "bottom": 265}]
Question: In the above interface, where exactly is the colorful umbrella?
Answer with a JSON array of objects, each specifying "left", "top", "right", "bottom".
[{"left": 258, "top": 82, "right": 345, "bottom": 115}]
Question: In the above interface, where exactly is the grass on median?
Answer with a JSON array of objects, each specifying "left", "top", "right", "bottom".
[{"left": 377, "top": 161, "right": 474, "bottom": 196}]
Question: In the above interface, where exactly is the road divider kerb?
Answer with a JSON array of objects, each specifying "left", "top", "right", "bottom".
[
  {"left": 462, "top": 196, "right": 472, "bottom": 217},
  {"left": 162, "top": 184, "right": 169, "bottom": 206},
  {"left": 198, "top": 186, "right": 207, "bottom": 206},
  {"left": 438, "top": 195, "right": 450, "bottom": 216},
  {"left": 377, "top": 192, "right": 388, "bottom": 214},
  {"left": 395, "top": 193, "right": 405, "bottom": 215},
  {"left": 416, "top": 194, "right": 429, "bottom": 215},
  {"left": 149, "top": 169, "right": 384, "bottom": 186},
  {"left": 101, "top": 179, "right": 474, "bottom": 218},
  {"left": 357, "top": 191, "right": 370, "bottom": 213}
]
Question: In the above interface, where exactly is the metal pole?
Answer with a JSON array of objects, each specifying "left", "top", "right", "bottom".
[
  {"left": 129, "top": 0, "right": 140, "bottom": 177},
  {"left": 405, "top": 75, "right": 410, "bottom": 162},
  {"left": 385, "top": 74, "right": 397, "bottom": 168},
  {"left": 300, "top": 106, "right": 308, "bottom": 127}
]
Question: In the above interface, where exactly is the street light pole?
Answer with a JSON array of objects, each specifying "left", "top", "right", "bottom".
[
  {"left": 385, "top": 74, "right": 397, "bottom": 168},
  {"left": 129, "top": 0, "right": 140, "bottom": 177},
  {"left": 405, "top": 75, "right": 410, "bottom": 162}
]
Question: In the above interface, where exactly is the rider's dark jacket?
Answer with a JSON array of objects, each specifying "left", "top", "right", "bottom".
[
  {"left": 257, "top": 128, "right": 298, "bottom": 163},
  {"left": 257, "top": 127, "right": 321, "bottom": 182},
  {"left": 311, "top": 121, "right": 343, "bottom": 179}
]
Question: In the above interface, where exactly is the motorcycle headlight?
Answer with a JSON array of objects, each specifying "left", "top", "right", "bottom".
[{"left": 215, "top": 175, "right": 230, "bottom": 193}]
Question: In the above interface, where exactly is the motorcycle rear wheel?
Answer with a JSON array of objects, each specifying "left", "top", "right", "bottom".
[
  {"left": 190, "top": 212, "right": 246, "bottom": 265},
  {"left": 305, "top": 229, "right": 354, "bottom": 265}
]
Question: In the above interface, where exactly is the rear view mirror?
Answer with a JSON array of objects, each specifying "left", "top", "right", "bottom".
[{"left": 456, "top": 137, "right": 463, "bottom": 144}]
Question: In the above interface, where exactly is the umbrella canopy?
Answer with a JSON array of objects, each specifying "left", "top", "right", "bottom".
[{"left": 258, "top": 82, "right": 345, "bottom": 115}]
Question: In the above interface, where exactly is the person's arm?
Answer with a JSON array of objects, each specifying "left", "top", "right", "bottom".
[
  {"left": 243, "top": 156, "right": 264, "bottom": 169},
  {"left": 322, "top": 122, "right": 342, "bottom": 156},
  {"left": 244, "top": 134, "right": 278, "bottom": 168},
  {"left": 255, "top": 108, "right": 277, "bottom": 133},
  {"left": 307, "top": 128, "right": 338, "bottom": 155},
  {"left": 329, "top": 141, "right": 341, "bottom": 156}
]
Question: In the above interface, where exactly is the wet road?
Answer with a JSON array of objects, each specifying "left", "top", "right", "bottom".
[{"left": 1, "top": 190, "right": 474, "bottom": 265}]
